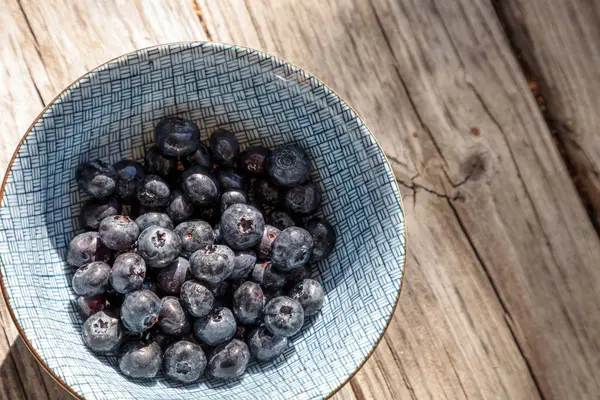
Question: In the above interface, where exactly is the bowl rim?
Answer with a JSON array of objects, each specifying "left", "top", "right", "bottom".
[{"left": 0, "top": 40, "right": 407, "bottom": 400}]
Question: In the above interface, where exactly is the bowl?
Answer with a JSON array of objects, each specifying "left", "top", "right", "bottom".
[{"left": 0, "top": 42, "right": 406, "bottom": 399}]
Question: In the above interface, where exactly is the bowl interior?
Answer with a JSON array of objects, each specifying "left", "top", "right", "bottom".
[{"left": 0, "top": 42, "right": 405, "bottom": 400}]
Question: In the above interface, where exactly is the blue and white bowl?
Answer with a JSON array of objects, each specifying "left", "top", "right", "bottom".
[{"left": 0, "top": 42, "right": 406, "bottom": 400}]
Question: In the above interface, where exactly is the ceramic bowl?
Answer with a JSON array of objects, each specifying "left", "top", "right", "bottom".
[{"left": 0, "top": 42, "right": 405, "bottom": 400}]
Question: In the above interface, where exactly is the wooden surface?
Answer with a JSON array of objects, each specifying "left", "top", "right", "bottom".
[{"left": 1, "top": 0, "right": 599, "bottom": 399}]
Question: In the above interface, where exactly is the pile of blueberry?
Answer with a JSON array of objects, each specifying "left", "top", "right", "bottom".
[{"left": 67, "top": 117, "right": 336, "bottom": 383}]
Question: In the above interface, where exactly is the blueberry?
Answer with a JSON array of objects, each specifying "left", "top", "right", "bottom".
[
  {"left": 121, "top": 290, "right": 162, "bottom": 332},
  {"left": 181, "top": 166, "right": 219, "bottom": 206},
  {"left": 113, "top": 160, "right": 145, "bottom": 203},
  {"left": 189, "top": 245, "right": 235, "bottom": 283},
  {"left": 80, "top": 197, "right": 121, "bottom": 230},
  {"left": 145, "top": 145, "right": 178, "bottom": 177},
  {"left": 220, "top": 204, "right": 265, "bottom": 250},
  {"left": 215, "top": 169, "right": 246, "bottom": 191},
  {"left": 206, "top": 339, "right": 250, "bottom": 380},
  {"left": 264, "top": 296, "right": 304, "bottom": 337},
  {"left": 247, "top": 326, "right": 288, "bottom": 362},
  {"left": 66, "top": 231, "right": 111, "bottom": 267},
  {"left": 210, "top": 129, "right": 240, "bottom": 167},
  {"left": 72, "top": 261, "right": 111, "bottom": 297},
  {"left": 137, "top": 226, "right": 182, "bottom": 268},
  {"left": 305, "top": 218, "right": 336, "bottom": 261},
  {"left": 137, "top": 174, "right": 171, "bottom": 208},
  {"left": 284, "top": 182, "right": 322, "bottom": 215},
  {"left": 238, "top": 146, "right": 270, "bottom": 176},
  {"left": 271, "top": 227, "right": 313, "bottom": 271},
  {"left": 288, "top": 278, "right": 325, "bottom": 317},
  {"left": 75, "top": 294, "right": 108, "bottom": 318},
  {"left": 158, "top": 297, "right": 192, "bottom": 336},
  {"left": 267, "top": 210, "right": 296, "bottom": 231},
  {"left": 135, "top": 212, "right": 174, "bottom": 232},
  {"left": 257, "top": 225, "right": 281, "bottom": 261},
  {"left": 157, "top": 257, "right": 189, "bottom": 295},
  {"left": 119, "top": 340, "right": 163, "bottom": 378},
  {"left": 220, "top": 190, "right": 247, "bottom": 213},
  {"left": 110, "top": 252, "right": 146, "bottom": 294},
  {"left": 230, "top": 250, "right": 257, "bottom": 280},
  {"left": 233, "top": 282, "right": 265, "bottom": 325},
  {"left": 76, "top": 160, "right": 117, "bottom": 199},
  {"left": 194, "top": 307, "right": 236, "bottom": 346},
  {"left": 182, "top": 143, "right": 212, "bottom": 169},
  {"left": 254, "top": 180, "right": 281, "bottom": 206},
  {"left": 267, "top": 145, "right": 310, "bottom": 187},
  {"left": 82, "top": 310, "right": 124, "bottom": 353},
  {"left": 154, "top": 117, "right": 200, "bottom": 157},
  {"left": 174, "top": 220, "right": 215, "bottom": 258},
  {"left": 167, "top": 190, "right": 195, "bottom": 223},
  {"left": 251, "top": 262, "right": 286, "bottom": 291},
  {"left": 163, "top": 340, "right": 206, "bottom": 383},
  {"left": 98, "top": 215, "right": 139, "bottom": 250},
  {"left": 180, "top": 280, "right": 215, "bottom": 317}
]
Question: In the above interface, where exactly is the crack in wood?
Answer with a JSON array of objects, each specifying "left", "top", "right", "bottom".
[
  {"left": 16, "top": 0, "right": 46, "bottom": 106},
  {"left": 396, "top": 178, "right": 458, "bottom": 201},
  {"left": 382, "top": 338, "right": 418, "bottom": 400},
  {"left": 450, "top": 63, "right": 557, "bottom": 395},
  {"left": 442, "top": 345, "right": 470, "bottom": 399},
  {"left": 491, "top": 0, "right": 600, "bottom": 236},
  {"left": 446, "top": 197, "right": 545, "bottom": 399},
  {"left": 490, "top": 91, "right": 597, "bottom": 380},
  {"left": 191, "top": 0, "right": 214, "bottom": 41},
  {"left": 16, "top": 0, "right": 41, "bottom": 59},
  {"left": 349, "top": 379, "right": 366, "bottom": 400},
  {"left": 0, "top": 325, "right": 28, "bottom": 399},
  {"left": 503, "top": 314, "right": 545, "bottom": 400},
  {"left": 369, "top": 349, "right": 407, "bottom": 399},
  {"left": 23, "top": 61, "right": 45, "bottom": 107},
  {"left": 242, "top": 0, "right": 268, "bottom": 51},
  {"left": 368, "top": 0, "right": 449, "bottom": 169},
  {"left": 384, "top": 153, "right": 409, "bottom": 169}
]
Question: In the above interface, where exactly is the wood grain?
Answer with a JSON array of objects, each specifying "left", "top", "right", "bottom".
[
  {"left": 365, "top": 1, "right": 600, "bottom": 397},
  {"left": 0, "top": 0, "right": 46, "bottom": 182},
  {"left": 494, "top": 0, "right": 600, "bottom": 232},
  {"left": 0, "top": 0, "right": 599, "bottom": 399}
]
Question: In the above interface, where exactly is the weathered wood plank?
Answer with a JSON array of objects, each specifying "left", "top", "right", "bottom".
[
  {"left": 0, "top": 0, "right": 47, "bottom": 182},
  {"left": 367, "top": 0, "right": 600, "bottom": 398},
  {"left": 494, "top": 0, "right": 600, "bottom": 232},
  {"left": 15, "top": 0, "right": 207, "bottom": 102}
]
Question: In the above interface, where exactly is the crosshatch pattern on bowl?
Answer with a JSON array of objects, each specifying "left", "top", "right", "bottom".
[{"left": 0, "top": 42, "right": 405, "bottom": 400}]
